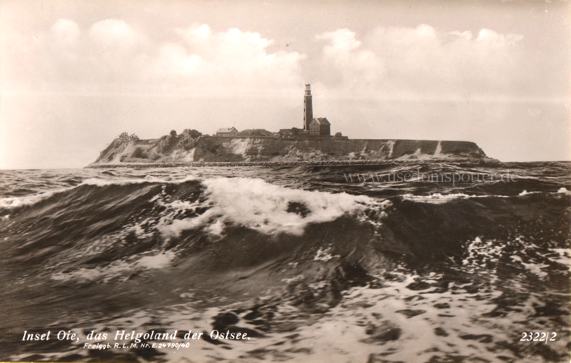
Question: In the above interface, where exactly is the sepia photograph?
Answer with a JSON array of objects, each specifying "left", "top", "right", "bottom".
[{"left": 0, "top": 0, "right": 569, "bottom": 362}]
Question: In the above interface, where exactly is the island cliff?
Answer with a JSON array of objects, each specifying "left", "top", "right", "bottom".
[
  {"left": 89, "top": 84, "right": 490, "bottom": 167},
  {"left": 90, "top": 130, "right": 489, "bottom": 166}
]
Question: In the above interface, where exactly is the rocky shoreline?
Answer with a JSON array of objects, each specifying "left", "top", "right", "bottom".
[
  {"left": 89, "top": 130, "right": 491, "bottom": 167},
  {"left": 88, "top": 158, "right": 499, "bottom": 169}
]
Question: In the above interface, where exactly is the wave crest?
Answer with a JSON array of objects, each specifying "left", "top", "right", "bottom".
[{"left": 158, "top": 177, "right": 388, "bottom": 237}]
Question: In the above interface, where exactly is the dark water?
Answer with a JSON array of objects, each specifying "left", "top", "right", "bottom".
[{"left": 0, "top": 161, "right": 569, "bottom": 363}]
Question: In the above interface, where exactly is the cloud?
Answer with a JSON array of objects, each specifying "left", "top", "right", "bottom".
[
  {"left": 51, "top": 19, "right": 80, "bottom": 45},
  {"left": 317, "top": 28, "right": 361, "bottom": 52},
  {"left": 316, "top": 29, "right": 384, "bottom": 88},
  {"left": 476, "top": 28, "right": 523, "bottom": 46},
  {"left": 154, "top": 24, "right": 305, "bottom": 92},
  {"left": 315, "top": 24, "right": 525, "bottom": 99},
  {"left": 154, "top": 43, "right": 204, "bottom": 77},
  {"left": 0, "top": 19, "right": 544, "bottom": 102},
  {"left": 2, "top": 20, "right": 305, "bottom": 96},
  {"left": 89, "top": 19, "right": 141, "bottom": 49}
]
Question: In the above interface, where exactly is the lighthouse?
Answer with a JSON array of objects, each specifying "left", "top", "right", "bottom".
[{"left": 303, "top": 83, "right": 313, "bottom": 131}]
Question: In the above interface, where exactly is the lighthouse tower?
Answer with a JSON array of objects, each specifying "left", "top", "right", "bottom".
[{"left": 303, "top": 83, "right": 313, "bottom": 131}]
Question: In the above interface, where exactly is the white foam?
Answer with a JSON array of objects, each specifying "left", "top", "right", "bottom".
[
  {"left": 518, "top": 190, "right": 541, "bottom": 196},
  {"left": 433, "top": 141, "right": 442, "bottom": 156},
  {"left": 0, "top": 188, "right": 72, "bottom": 210},
  {"left": 242, "top": 270, "right": 513, "bottom": 363},
  {"left": 51, "top": 251, "right": 175, "bottom": 283},
  {"left": 402, "top": 193, "right": 475, "bottom": 204},
  {"left": 314, "top": 246, "right": 339, "bottom": 262},
  {"left": 550, "top": 248, "right": 571, "bottom": 271},
  {"left": 521, "top": 261, "right": 548, "bottom": 278},
  {"left": 82, "top": 175, "right": 198, "bottom": 187},
  {"left": 282, "top": 274, "right": 305, "bottom": 284},
  {"left": 0, "top": 175, "right": 200, "bottom": 210},
  {"left": 557, "top": 187, "right": 570, "bottom": 195},
  {"left": 51, "top": 260, "right": 133, "bottom": 283},
  {"left": 136, "top": 251, "right": 175, "bottom": 269},
  {"left": 402, "top": 192, "right": 512, "bottom": 204},
  {"left": 159, "top": 177, "right": 381, "bottom": 237}
]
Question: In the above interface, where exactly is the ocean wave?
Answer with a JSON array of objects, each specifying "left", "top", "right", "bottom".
[
  {"left": 0, "top": 164, "right": 569, "bottom": 362},
  {"left": 401, "top": 192, "right": 488, "bottom": 204},
  {"left": 401, "top": 187, "right": 569, "bottom": 204},
  {"left": 0, "top": 187, "right": 73, "bottom": 210},
  {"left": 51, "top": 250, "right": 176, "bottom": 283},
  {"left": 158, "top": 177, "right": 389, "bottom": 237},
  {"left": 0, "top": 175, "right": 199, "bottom": 211},
  {"left": 81, "top": 175, "right": 199, "bottom": 187},
  {"left": 462, "top": 236, "right": 569, "bottom": 279}
]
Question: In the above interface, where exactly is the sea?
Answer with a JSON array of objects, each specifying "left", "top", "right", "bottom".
[{"left": 0, "top": 161, "right": 569, "bottom": 363}]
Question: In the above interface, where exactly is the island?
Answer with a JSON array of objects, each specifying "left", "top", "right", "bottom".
[{"left": 89, "top": 84, "right": 490, "bottom": 167}]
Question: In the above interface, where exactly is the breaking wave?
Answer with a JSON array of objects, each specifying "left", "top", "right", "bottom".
[{"left": 158, "top": 177, "right": 385, "bottom": 237}]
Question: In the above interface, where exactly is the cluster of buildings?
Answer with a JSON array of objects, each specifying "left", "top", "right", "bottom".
[
  {"left": 215, "top": 84, "right": 345, "bottom": 139},
  {"left": 215, "top": 127, "right": 240, "bottom": 137}
]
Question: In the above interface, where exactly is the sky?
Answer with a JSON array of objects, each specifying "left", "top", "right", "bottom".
[{"left": 0, "top": 0, "right": 569, "bottom": 168}]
